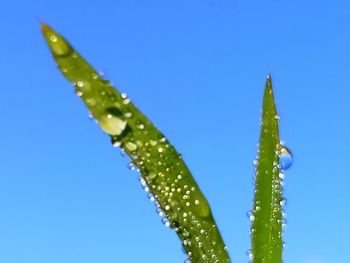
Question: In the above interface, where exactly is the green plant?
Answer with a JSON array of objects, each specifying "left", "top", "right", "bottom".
[
  {"left": 42, "top": 23, "right": 290, "bottom": 263},
  {"left": 250, "top": 76, "right": 289, "bottom": 263}
]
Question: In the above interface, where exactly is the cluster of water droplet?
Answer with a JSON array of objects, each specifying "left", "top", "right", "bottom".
[
  {"left": 119, "top": 116, "right": 229, "bottom": 262},
  {"left": 46, "top": 26, "right": 232, "bottom": 263},
  {"left": 248, "top": 142, "right": 292, "bottom": 261}
]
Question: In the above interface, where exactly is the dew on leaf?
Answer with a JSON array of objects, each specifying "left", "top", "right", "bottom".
[
  {"left": 147, "top": 193, "right": 155, "bottom": 202},
  {"left": 86, "top": 98, "right": 96, "bottom": 107},
  {"left": 162, "top": 217, "right": 171, "bottom": 227},
  {"left": 125, "top": 141, "right": 137, "bottom": 151},
  {"left": 98, "top": 108, "right": 127, "bottom": 136},
  {"left": 279, "top": 145, "right": 293, "bottom": 170},
  {"left": 50, "top": 35, "right": 57, "bottom": 42},
  {"left": 127, "top": 161, "right": 138, "bottom": 171},
  {"left": 156, "top": 207, "right": 165, "bottom": 217},
  {"left": 246, "top": 249, "right": 254, "bottom": 261}
]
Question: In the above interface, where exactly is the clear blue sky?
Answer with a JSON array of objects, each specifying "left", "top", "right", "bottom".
[{"left": 0, "top": 1, "right": 349, "bottom": 262}]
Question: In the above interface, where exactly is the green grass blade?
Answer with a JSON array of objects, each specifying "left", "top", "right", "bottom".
[
  {"left": 251, "top": 76, "right": 283, "bottom": 263},
  {"left": 41, "top": 23, "right": 231, "bottom": 263}
]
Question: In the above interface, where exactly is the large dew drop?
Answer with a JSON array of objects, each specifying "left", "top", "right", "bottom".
[
  {"left": 279, "top": 145, "right": 293, "bottom": 170},
  {"left": 98, "top": 108, "right": 127, "bottom": 136}
]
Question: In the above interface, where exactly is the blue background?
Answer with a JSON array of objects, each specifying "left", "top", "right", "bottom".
[{"left": 0, "top": 1, "right": 349, "bottom": 262}]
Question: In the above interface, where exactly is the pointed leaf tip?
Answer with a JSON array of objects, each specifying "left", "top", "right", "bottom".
[
  {"left": 40, "top": 22, "right": 49, "bottom": 32},
  {"left": 41, "top": 23, "right": 72, "bottom": 57},
  {"left": 265, "top": 74, "right": 273, "bottom": 89}
]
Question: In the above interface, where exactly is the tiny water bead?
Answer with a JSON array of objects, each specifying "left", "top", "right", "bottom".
[
  {"left": 125, "top": 141, "right": 137, "bottom": 152},
  {"left": 50, "top": 35, "right": 58, "bottom": 42},
  {"left": 156, "top": 207, "right": 166, "bottom": 217},
  {"left": 42, "top": 24, "right": 72, "bottom": 57},
  {"left": 86, "top": 98, "right": 96, "bottom": 107},
  {"left": 246, "top": 210, "right": 255, "bottom": 221},
  {"left": 147, "top": 193, "right": 155, "bottom": 202},
  {"left": 135, "top": 120, "right": 145, "bottom": 130},
  {"left": 77, "top": 80, "right": 84, "bottom": 87},
  {"left": 161, "top": 217, "right": 171, "bottom": 227},
  {"left": 280, "top": 198, "right": 287, "bottom": 207},
  {"left": 278, "top": 145, "right": 293, "bottom": 170},
  {"left": 127, "top": 161, "right": 138, "bottom": 171},
  {"left": 139, "top": 176, "right": 150, "bottom": 192},
  {"left": 246, "top": 249, "right": 254, "bottom": 261}
]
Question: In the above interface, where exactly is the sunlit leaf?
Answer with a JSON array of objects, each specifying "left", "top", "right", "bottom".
[
  {"left": 251, "top": 76, "right": 285, "bottom": 263},
  {"left": 41, "top": 23, "right": 231, "bottom": 263}
]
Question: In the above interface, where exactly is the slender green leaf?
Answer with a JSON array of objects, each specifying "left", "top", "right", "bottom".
[
  {"left": 251, "top": 76, "right": 284, "bottom": 263},
  {"left": 41, "top": 23, "right": 231, "bottom": 263}
]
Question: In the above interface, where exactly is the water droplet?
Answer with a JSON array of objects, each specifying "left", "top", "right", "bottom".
[
  {"left": 77, "top": 81, "right": 84, "bottom": 87},
  {"left": 124, "top": 112, "right": 132, "bottom": 118},
  {"left": 111, "top": 137, "right": 121, "bottom": 147},
  {"left": 279, "top": 172, "right": 285, "bottom": 179},
  {"left": 282, "top": 241, "right": 287, "bottom": 249},
  {"left": 135, "top": 120, "right": 145, "bottom": 130},
  {"left": 246, "top": 249, "right": 254, "bottom": 261},
  {"left": 161, "top": 217, "right": 171, "bottom": 227},
  {"left": 88, "top": 112, "right": 94, "bottom": 120},
  {"left": 146, "top": 172, "right": 157, "bottom": 180},
  {"left": 125, "top": 141, "right": 137, "bottom": 152},
  {"left": 147, "top": 193, "right": 155, "bottom": 202},
  {"left": 150, "top": 140, "right": 157, "bottom": 146},
  {"left": 50, "top": 35, "right": 58, "bottom": 42},
  {"left": 280, "top": 198, "right": 287, "bottom": 207},
  {"left": 98, "top": 108, "right": 126, "bottom": 136},
  {"left": 279, "top": 145, "right": 293, "bottom": 170},
  {"left": 247, "top": 210, "right": 255, "bottom": 221},
  {"left": 127, "top": 162, "right": 138, "bottom": 171},
  {"left": 282, "top": 222, "right": 287, "bottom": 229},
  {"left": 76, "top": 90, "right": 83, "bottom": 97},
  {"left": 119, "top": 148, "right": 126, "bottom": 157},
  {"left": 44, "top": 27, "right": 72, "bottom": 56},
  {"left": 86, "top": 98, "right": 96, "bottom": 107},
  {"left": 156, "top": 208, "right": 165, "bottom": 217}
]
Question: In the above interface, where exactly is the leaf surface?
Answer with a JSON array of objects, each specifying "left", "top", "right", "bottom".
[
  {"left": 251, "top": 76, "right": 283, "bottom": 263},
  {"left": 41, "top": 23, "right": 231, "bottom": 263}
]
